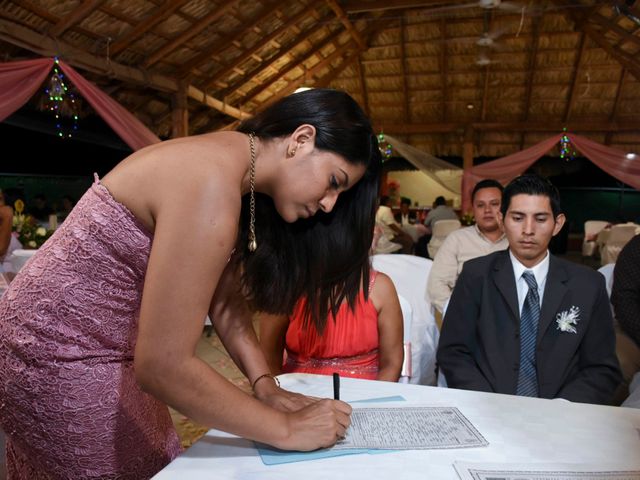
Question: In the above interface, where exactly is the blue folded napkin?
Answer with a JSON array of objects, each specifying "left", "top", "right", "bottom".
[{"left": 256, "top": 395, "right": 406, "bottom": 465}]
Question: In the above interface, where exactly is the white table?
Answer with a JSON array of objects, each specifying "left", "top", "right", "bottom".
[{"left": 153, "top": 374, "right": 640, "bottom": 479}]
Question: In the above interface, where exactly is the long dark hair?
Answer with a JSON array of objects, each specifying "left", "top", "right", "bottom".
[{"left": 235, "top": 89, "right": 381, "bottom": 333}]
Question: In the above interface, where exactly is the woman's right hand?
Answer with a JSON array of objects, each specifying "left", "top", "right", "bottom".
[{"left": 277, "top": 399, "right": 352, "bottom": 451}]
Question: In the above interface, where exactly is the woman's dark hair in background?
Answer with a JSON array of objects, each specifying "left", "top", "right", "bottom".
[
  {"left": 0, "top": 188, "right": 21, "bottom": 210},
  {"left": 236, "top": 88, "right": 382, "bottom": 333},
  {"left": 501, "top": 173, "right": 563, "bottom": 218}
]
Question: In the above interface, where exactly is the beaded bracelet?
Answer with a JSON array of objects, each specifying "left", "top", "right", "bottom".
[{"left": 251, "top": 373, "right": 280, "bottom": 391}]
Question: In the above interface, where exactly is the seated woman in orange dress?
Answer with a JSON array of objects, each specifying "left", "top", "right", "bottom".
[{"left": 259, "top": 270, "right": 404, "bottom": 382}]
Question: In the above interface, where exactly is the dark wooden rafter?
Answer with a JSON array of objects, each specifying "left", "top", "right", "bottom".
[
  {"left": 177, "top": 1, "right": 280, "bottom": 77},
  {"left": 439, "top": 16, "right": 447, "bottom": 122},
  {"left": 590, "top": 12, "right": 640, "bottom": 49},
  {"left": 400, "top": 15, "right": 410, "bottom": 122},
  {"left": 479, "top": 10, "right": 493, "bottom": 123},
  {"left": 48, "top": 0, "right": 106, "bottom": 37},
  {"left": 202, "top": 7, "right": 311, "bottom": 91},
  {"left": 563, "top": 31, "right": 586, "bottom": 122},
  {"left": 355, "top": 57, "right": 370, "bottom": 115},
  {"left": 325, "top": 0, "right": 366, "bottom": 49},
  {"left": 375, "top": 119, "right": 640, "bottom": 134},
  {"left": 558, "top": 3, "right": 640, "bottom": 82},
  {"left": 261, "top": 16, "right": 387, "bottom": 109},
  {"left": 109, "top": 0, "right": 191, "bottom": 57},
  {"left": 605, "top": 67, "right": 627, "bottom": 145},
  {"left": 344, "top": 0, "right": 471, "bottom": 14},
  {"left": 522, "top": 14, "right": 542, "bottom": 122},
  {"left": 143, "top": 0, "right": 242, "bottom": 68},
  {"left": 233, "top": 22, "right": 343, "bottom": 107}
]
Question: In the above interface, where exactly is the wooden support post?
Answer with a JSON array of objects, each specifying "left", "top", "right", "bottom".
[{"left": 171, "top": 85, "right": 189, "bottom": 138}]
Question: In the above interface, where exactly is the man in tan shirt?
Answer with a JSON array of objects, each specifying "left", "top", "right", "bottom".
[{"left": 428, "top": 179, "right": 508, "bottom": 314}]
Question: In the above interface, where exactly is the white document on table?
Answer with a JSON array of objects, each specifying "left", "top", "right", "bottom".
[
  {"left": 332, "top": 406, "right": 488, "bottom": 450},
  {"left": 454, "top": 462, "right": 640, "bottom": 480}
]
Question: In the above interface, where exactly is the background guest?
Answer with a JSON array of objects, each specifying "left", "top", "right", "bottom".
[
  {"left": 610, "top": 234, "right": 640, "bottom": 403},
  {"left": 437, "top": 174, "right": 621, "bottom": 404},
  {"left": 423, "top": 195, "right": 457, "bottom": 235},
  {"left": 259, "top": 269, "right": 404, "bottom": 382},
  {"left": 375, "top": 195, "right": 414, "bottom": 254},
  {"left": 427, "top": 179, "right": 507, "bottom": 315}
]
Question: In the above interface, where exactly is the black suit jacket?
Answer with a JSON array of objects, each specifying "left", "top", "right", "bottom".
[{"left": 437, "top": 250, "right": 621, "bottom": 404}]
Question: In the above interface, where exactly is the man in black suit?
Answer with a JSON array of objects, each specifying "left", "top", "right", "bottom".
[{"left": 437, "top": 174, "right": 621, "bottom": 404}]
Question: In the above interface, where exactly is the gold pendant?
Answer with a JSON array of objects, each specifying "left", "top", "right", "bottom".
[{"left": 248, "top": 239, "right": 257, "bottom": 252}]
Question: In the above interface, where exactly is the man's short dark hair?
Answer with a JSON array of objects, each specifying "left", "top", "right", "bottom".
[
  {"left": 380, "top": 195, "right": 390, "bottom": 206},
  {"left": 472, "top": 179, "right": 503, "bottom": 202},
  {"left": 434, "top": 196, "right": 446, "bottom": 206},
  {"left": 501, "top": 174, "right": 562, "bottom": 218},
  {"left": 400, "top": 197, "right": 411, "bottom": 206}
]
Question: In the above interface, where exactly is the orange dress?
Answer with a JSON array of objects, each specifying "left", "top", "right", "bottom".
[{"left": 282, "top": 271, "right": 379, "bottom": 380}]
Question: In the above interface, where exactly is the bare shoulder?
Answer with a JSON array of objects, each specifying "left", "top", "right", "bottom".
[
  {"left": 100, "top": 131, "right": 248, "bottom": 233},
  {"left": 371, "top": 271, "right": 399, "bottom": 304}
]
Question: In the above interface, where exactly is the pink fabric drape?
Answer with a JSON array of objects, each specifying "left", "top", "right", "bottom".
[
  {"left": 0, "top": 57, "right": 159, "bottom": 151},
  {"left": 461, "top": 133, "right": 640, "bottom": 211},
  {"left": 58, "top": 61, "right": 160, "bottom": 150},
  {"left": 0, "top": 58, "right": 53, "bottom": 122}
]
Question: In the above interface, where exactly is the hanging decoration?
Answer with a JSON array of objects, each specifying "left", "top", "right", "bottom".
[
  {"left": 378, "top": 132, "right": 393, "bottom": 160},
  {"left": 40, "top": 57, "right": 80, "bottom": 139},
  {"left": 559, "top": 128, "right": 577, "bottom": 162}
]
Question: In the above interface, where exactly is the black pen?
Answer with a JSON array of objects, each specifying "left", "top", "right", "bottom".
[{"left": 333, "top": 372, "right": 340, "bottom": 400}]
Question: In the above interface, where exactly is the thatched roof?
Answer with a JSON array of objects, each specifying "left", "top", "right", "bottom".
[{"left": 1, "top": 0, "right": 639, "bottom": 158}]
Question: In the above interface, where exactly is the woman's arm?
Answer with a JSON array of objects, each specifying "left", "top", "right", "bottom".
[
  {"left": 257, "top": 312, "right": 290, "bottom": 375},
  {"left": 370, "top": 272, "right": 404, "bottom": 382},
  {"left": 131, "top": 167, "right": 348, "bottom": 450}
]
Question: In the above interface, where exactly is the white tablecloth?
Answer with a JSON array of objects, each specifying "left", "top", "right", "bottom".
[{"left": 153, "top": 374, "right": 640, "bottom": 479}]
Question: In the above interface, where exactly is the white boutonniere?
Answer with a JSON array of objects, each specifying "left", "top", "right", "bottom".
[{"left": 556, "top": 306, "right": 580, "bottom": 333}]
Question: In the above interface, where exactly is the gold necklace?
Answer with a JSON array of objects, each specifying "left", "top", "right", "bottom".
[{"left": 248, "top": 132, "right": 257, "bottom": 252}]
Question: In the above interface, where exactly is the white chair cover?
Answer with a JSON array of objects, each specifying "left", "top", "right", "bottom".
[
  {"left": 597, "top": 263, "right": 615, "bottom": 299},
  {"left": 601, "top": 224, "right": 639, "bottom": 265},
  {"left": 397, "top": 294, "right": 412, "bottom": 384},
  {"left": 8, "top": 248, "right": 37, "bottom": 273},
  {"left": 582, "top": 220, "right": 608, "bottom": 257},
  {"left": 427, "top": 219, "right": 461, "bottom": 259},
  {"left": 372, "top": 254, "right": 439, "bottom": 385}
]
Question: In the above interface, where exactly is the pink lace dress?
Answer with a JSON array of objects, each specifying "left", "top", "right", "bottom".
[{"left": 0, "top": 177, "right": 181, "bottom": 479}]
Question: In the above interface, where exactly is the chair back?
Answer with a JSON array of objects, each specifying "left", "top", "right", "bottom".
[
  {"left": 9, "top": 249, "right": 38, "bottom": 273},
  {"left": 427, "top": 219, "right": 461, "bottom": 258},
  {"left": 582, "top": 220, "right": 608, "bottom": 257},
  {"left": 371, "top": 254, "right": 439, "bottom": 385},
  {"left": 601, "top": 224, "right": 639, "bottom": 265},
  {"left": 597, "top": 263, "right": 615, "bottom": 299},
  {"left": 396, "top": 294, "right": 413, "bottom": 383}
]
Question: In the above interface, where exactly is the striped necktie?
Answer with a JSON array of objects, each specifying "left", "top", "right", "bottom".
[{"left": 516, "top": 271, "right": 540, "bottom": 397}]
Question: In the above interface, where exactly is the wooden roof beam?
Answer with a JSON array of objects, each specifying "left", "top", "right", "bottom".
[
  {"left": 375, "top": 120, "right": 640, "bottom": 134},
  {"left": 325, "top": 0, "right": 366, "bottom": 49},
  {"left": 605, "top": 68, "right": 627, "bottom": 145},
  {"left": 109, "top": 0, "right": 191, "bottom": 57},
  {"left": 344, "top": 0, "right": 470, "bottom": 14},
  {"left": 260, "top": 16, "right": 387, "bottom": 109},
  {"left": 48, "top": 0, "right": 106, "bottom": 37},
  {"left": 560, "top": 5, "right": 640, "bottom": 82},
  {"left": 0, "top": 19, "right": 249, "bottom": 120},
  {"left": 234, "top": 23, "right": 344, "bottom": 107},
  {"left": 144, "top": 0, "right": 241, "bottom": 68},
  {"left": 177, "top": 1, "right": 280, "bottom": 77},
  {"left": 400, "top": 15, "right": 410, "bottom": 122},
  {"left": 203, "top": 8, "right": 311, "bottom": 91},
  {"left": 563, "top": 32, "right": 586, "bottom": 122},
  {"left": 440, "top": 16, "right": 447, "bottom": 122},
  {"left": 591, "top": 12, "right": 640, "bottom": 48},
  {"left": 355, "top": 57, "right": 370, "bottom": 116}
]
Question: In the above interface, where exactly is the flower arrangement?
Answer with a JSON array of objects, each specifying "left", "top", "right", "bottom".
[
  {"left": 460, "top": 211, "right": 475, "bottom": 226},
  {"left": 12, "top": 199, "right": 54, "bottom": 249}
]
